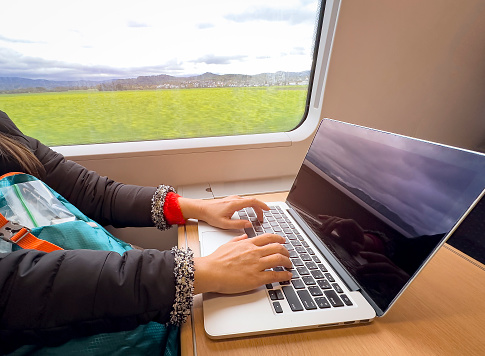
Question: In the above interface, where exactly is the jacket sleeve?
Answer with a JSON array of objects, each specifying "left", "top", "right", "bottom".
[
  {"left": 0, "top": 248, "right": 176, "bottom": 353},
  {"left": 0, "top": 110, "right": 157, "bottom": 227},
  {"left": 35, "top": 139, "right": 158, "bottom": 228}
]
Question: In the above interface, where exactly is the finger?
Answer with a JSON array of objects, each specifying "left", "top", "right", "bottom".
[
  {"left": 260, "top": 270, "right": 293, "bottom": 285},
  {"left": 253, "top": 207, "right": 265, "bottom": 222},
  {"left": 229, "top": 234, "right": 249, "bottom": 243},
  {"left": 260, "top": 253, "right": 293, "bottom": 270},
  {"left": 243, "top": 197, "right": 270, "bottom": 211},
  {"left": 250, "top": 233, "right": 285, "bottom": 246},
  {"left": 336, "top": 219, "right": 364, "bottom": 235},
  {"left": 350, "top": 241, "right": 365, "bottom": 253},
  {"left": 220, "top": 218, "right": 252, "bottom": 230},
  {"left": 227, "top": 196, "right": 267, "bottom": 211},
  {"left": 250, "top": 201, "right": 270, "bottom": 222},
  {"left": 258, "top": 242, "right": 290, "bottom": 258},
  {"left": 320, "top": 217, "right": 339, "bottom": 234},
  {"left": 231, "top": 197, "right": 270, "bottom": 221}
]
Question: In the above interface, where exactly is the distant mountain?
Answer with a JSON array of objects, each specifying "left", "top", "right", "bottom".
[
  {"left": 97, "top": 71, "right": 310, "bottom": 91},
  {"left": 0, "top": 77, "right": 103, "bottom": 91},
  {"left": 0, "top": 71, "right": 310, "bottom": 93}
]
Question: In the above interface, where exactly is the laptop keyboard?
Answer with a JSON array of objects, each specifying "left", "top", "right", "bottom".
[{"left": 238, "top": 205, "right": 354, "bottom": 314}]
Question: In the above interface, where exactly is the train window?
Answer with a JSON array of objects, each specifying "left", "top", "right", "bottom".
[{"left": 0, "top": 0, "right": 322, "bottom": 146}]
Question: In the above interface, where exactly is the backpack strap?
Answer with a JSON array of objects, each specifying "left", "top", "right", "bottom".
[{"left": 0, "top": 214, "right": 63, "bottom": 253}]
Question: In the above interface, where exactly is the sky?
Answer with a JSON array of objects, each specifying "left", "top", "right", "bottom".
[
  {"left": 0, "top": 0, "right": 319, "bottom": 81},
  {"left": 306, "top": 121, "right": 485, "bottom": 237}
]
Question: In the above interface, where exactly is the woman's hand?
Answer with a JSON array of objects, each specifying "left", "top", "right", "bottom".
[
  {"left": 178, "top": 195, "right": 270, "bottom": 230},
  {"left": 193, "top": 233, "right": 292, "bottom": 294}
]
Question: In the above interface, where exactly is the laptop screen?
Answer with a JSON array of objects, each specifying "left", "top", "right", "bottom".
[{"left": 287, "top": 119, "right": 485, "bottom": 313}]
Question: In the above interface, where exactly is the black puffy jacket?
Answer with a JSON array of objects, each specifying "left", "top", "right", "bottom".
[{"left": 0, "top": 111, "right": 177, "bottom": 353}]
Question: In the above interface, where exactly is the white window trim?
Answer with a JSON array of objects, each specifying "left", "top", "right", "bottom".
[{"left": 53, "top": 0, "right": 340, "bottom": 188}]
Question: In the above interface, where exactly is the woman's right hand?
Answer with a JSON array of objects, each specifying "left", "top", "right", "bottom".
[
  {"left": 193, "top": 233, "right": 292, "bottom": 295},
  {"left": 178, "top": 195, "right": 269, "bottom": 230}
]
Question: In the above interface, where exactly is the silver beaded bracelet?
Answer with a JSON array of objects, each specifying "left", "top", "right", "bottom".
[
  {"left": 151, "top": 184, "right": 177, "bottom": 231},
  {"left": 169, "top": 247, "right": 195, "bottom": 325}
]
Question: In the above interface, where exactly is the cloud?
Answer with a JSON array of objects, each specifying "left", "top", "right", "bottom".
[
  {"left": 197, "top": 23, "right": 214, "bottom": 30},
  {"left": 194, "top": 54, "right": 247, "bottom": 65},
  {"left": 0, "top": 48, "right": 68, "bottom": 76},
  {"left": 160, "top": 58, "right": 185, "bottom": 71},
  {"left": 0, "top": 35, "right": 36, "bottom": 44},
  {"left": 290, "top": 47, "right": 306, "bottom": 55},
  {"left": 300, "top": 0, "right": 317, "bottom": 5},
  {"left": 127, "top": 20, "right": 150, "bottom": 28},
  {"left": 225, "top": 7, "right": 315, "bottom": 25},
  {"left": 0, "top": 47, "right": 185, "bottom": 81}
]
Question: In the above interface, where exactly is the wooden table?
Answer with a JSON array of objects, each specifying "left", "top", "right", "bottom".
[{"left": 178, "top": 193, "right": 485, "bottom": 356}]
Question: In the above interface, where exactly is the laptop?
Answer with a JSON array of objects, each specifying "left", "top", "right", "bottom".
[{"left": 197, "top": 118, "right": 485, "bottom": 339}]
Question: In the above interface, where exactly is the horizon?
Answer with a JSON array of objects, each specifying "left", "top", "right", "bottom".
[{"left": 0, "top": 69, "right": 311, "bottom": 83}]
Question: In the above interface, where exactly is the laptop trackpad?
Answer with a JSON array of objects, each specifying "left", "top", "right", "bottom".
[{"left": 200, "top": 231, "right": 242, "bottom": 257}]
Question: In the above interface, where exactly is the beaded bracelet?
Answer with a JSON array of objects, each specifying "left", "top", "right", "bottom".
[
  {"left": 169, "top": 247, "right": 194, "bottom": 325},
  {"left": 151, "top": 184, "right": 177, "bottom": 231}
]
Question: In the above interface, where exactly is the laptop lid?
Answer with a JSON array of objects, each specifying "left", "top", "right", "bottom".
[{"left": 286, "top": 119, "right": 485, "bottom": 316}]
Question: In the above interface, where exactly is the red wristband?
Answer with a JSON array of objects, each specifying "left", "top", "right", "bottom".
[{"left": 163, "top": 192, "right": 186, "bottom": 225}]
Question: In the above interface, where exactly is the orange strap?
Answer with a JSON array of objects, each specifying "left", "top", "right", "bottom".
[
  {"left": 0, "top": 214, "right": 63, "bottom": 253},
  {"left": 0, "top": 172, "right": 24, "bottom": 180}
]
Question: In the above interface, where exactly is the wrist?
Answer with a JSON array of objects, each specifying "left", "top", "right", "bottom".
[
  {"left": 178, "top": 197, "right": 204, "bottom": 221},
  {"left": 193, "top": 256, "right": 218, "bottom": 294}
]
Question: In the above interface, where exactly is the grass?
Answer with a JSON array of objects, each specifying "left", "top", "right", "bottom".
[{"left": 0, "top": 86, "right": 308, "bottom": 146}]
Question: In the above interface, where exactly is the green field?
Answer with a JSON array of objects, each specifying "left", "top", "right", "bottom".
[{"left": 0, "top": 86, "right": 308, "bottom": 146}]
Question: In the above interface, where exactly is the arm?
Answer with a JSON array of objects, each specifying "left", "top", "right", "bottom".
[{"left": 0, "top": 248, "right": 177, "bottom": 353}]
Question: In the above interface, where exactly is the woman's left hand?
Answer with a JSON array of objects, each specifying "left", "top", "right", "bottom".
[
  {"left": 193, "top": 233, "right": 292, "bottom": 294},
  {"left": 178, "top": 195, "right": 269, "bottom": 230}
]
